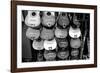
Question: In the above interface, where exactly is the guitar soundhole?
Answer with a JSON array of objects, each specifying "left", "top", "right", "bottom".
[
  {"left": 47, "top": 12, "right": 51, "bottom": 16},
  {"left": 32, "top": 12, "right": 36, "bottom": 16},
  {"left": 62, "top": 12, "right": 66, "bottom": 16},
  {"left": 72, "top": 24, "right": 77, "bottom": 28}
]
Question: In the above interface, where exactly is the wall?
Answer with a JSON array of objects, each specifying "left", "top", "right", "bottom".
[{"left": 0, "top": 0, "right": 99, "bottom": 73}]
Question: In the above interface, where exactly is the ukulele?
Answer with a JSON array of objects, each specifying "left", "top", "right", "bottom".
[
  {"left": 40, "top": 27, "right": 54, "bottom": 40},
  {"left": 42, "top": 11, "right": 55, "bottom": 27},
  {"left": 55, "top": 27, "right": 68, "bottom": 38},
  {"left": 26, "top": 27, "right": 40, "bottom": 40},
  {"left": 25, "top": 10, "right": 41, "bottom": 27},
  {"left": 58, "top": 12, "right": 70, "bottom": 28}
]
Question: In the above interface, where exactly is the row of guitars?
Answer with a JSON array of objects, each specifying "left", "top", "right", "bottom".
[{"left": 22, "top": 10, "right": 90, "bottom": 61}]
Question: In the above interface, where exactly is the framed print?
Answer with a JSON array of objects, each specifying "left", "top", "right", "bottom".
[{"left": 11, "top": 1, "right": 97, "bottom": 73}]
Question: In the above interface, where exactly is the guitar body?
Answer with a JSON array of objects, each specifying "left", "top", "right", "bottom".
[
  {"left": 44, "top": 50, "right": 56, "bottom": 61},
  {"left": 57, "top": 49, "right": 69, "bottom": 60},
  {"left": 25, "top": 11, "right": 41, "bottom": 27},
  {"left": 57, "top": 38, "right": 68, "bottom": 48},
  {"left": 44, "top": 38, "right": 57, "bottom": 50},
  {"left": 40, "top": 27, "right": 54, "bottom": 40},
  {"left": 55, "top": 27, "right": 68, "bottom": 38},
  {"left": 42, "top": 12, "right": 55, "bottom": 27},
  {"left": 32, "top": 39, "right": 44, "bottom": 50},
  {"left": 26, "top": 27, "right": 40, "bottom": 40},
  {"left": 37, "top": 52, "right": 44, "bottom": 61},
  {"left": 58, "top": 12, "right": 69, "bottom": 28},
  {"left": 70, "top": 38, "right": 81, "bottom": 48},
  {"left": 69, "top": 26, "right": 81, "bottom": 38},
  {"left": 73, "top": 14, "right": 81, "bottom": 27},
  {"left": 71, "top": 48, "right": 79, "bottom": 58}
]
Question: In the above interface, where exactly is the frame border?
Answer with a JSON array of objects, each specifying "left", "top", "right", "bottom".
[{"left": 11, "top": 1, "right": 97, "bottom": 73}]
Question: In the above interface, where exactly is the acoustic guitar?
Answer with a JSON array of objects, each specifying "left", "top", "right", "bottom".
[
  {"left": 44, "top": 50, "right": 56, "bottom": 61},
  {"left": 42, "top": 11, "right": 55, "bottom": 27},
  {"left": 44, "top": 38, "right": 57, "bottom": 50},
  {"left": 26, "top": 27, "right": 40, "bottom": 40},
  {"left": 71, "top": 48, "right": 79, "bottom": 59},
  {"left": 70, "top": 38, "right": 81, "bottom": 49},
  {"left": 57, "top": 38, "right": 68, "bottom": 48},
  {"left": 73, "top": 13, "right": 81, "bottom": 27},
  {"left": 55, "top": 27, "right": 68, "bottom": 38},
  {"left": 58, "top": 12, "right": 70, "bottom": 28},
  {"left": 40, "top": 27, "right": 54, "bottom": 40},
  {"left": 25, "top": 10, "right": 41, "bottom": 27},
  {"left": 69, "top": 26, "right": 81, "bottom": 38},
  {"left": 32, "top": 39, "right": 44, "bottom": 50},
  {"left": 57, "top": 48, "right": 69, "bottom": 60}
]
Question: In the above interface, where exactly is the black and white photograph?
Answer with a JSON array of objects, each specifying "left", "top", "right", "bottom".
[
  {"left": 22, "top": 10, "right": 90, "bottom": 62},
  {"left": 11, "top": 1, "right": 97, "bottom": 72}
]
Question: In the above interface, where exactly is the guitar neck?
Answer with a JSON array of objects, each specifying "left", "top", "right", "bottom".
[{"left": 80, "top": 14, "right": 88, "bottom": 59}]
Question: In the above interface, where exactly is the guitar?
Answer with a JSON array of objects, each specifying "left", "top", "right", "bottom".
[
  {"left": 71, "top": 48, "right": 79, "bottom": 59},
  {"left": 44, "top": 38, "right": 57, "bottom": 50},
  {"left": 55, "top": 27, "right": 68, "bottom": 38},
  {"left": 70, "top": 38, "right": 81, "bottom": 48},
  {"left": 57, "top": 48, "right": 69, "bottom": 60},
  {"left": 69, "top": 26, "right": 81, "bottom": 38},
  {"left": 44, "top": 50, "right": 56, "bottom": 61},
  {"left": 73, "top": 13, "right": 81, "bottom": 27},
  {"left": 37, "top": 51, "right": 44, "bottom": 62},
  {"left": 40, "top": 27, "right": 54, "bottom": 40},
  {"left": 26, "top": 27, "right": 40, "bottom": 40},
  {"left": 57, "top": 38, "right": 68, "bottom": 48},
  {"left": 25, "top": 10, "right": 41, "bottom": 27},
  {"left": 32, "top": 39, "right": 44, "bottom": 50},
  {"left": 58, "top": 12, "right": 70, "bottom": 28},
  {"left": 42, "top": 11, "right": 55, "bottom": 27}
]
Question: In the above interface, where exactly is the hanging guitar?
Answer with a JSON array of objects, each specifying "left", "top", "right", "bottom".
[
  {"left": 32, "top": 39, "right": 44, "bottom": 50},
  {"left": 71, "top": 48, "right": 79, "bottom": 59},
  {"left": 73, "top": 13, "right": 81, "bottom": 27},
  {"left": 58, "top": 12, "right": 70, "bottom": 28},
  {"left": 43, "top": 50, "right": 56, "bottom": 61},
  {"left": 56, "top": 38, "right": 68, "bottom": 48},
  {"left": 44, "top": 38, "right": 57, "bottom": 50},
  {"left": 55, "top": 27, "right": 68, "bottom": 38},
  {"left": 40, "top": 27, "right": 54, "bottom": 40},
  {"left": 42, "top": 11, "right": 55, "bottom": 27},
  {"left": 57, "top": 48, "right": 69, "bottom": 60},
  {"left": 37, "top": 51, "right": 44, "bottom": 62},
  {"left": 26, "top": 27, "right": 40, "bottom": 40},
  {"left": 25, "top": 10, "right": 41, "bottom": 27},
  {"left": 69, "top": 26, "right": 81, "bottom": 38},
  {"left": 70, "top": 38, "right": 81, "bottom": 49}
]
